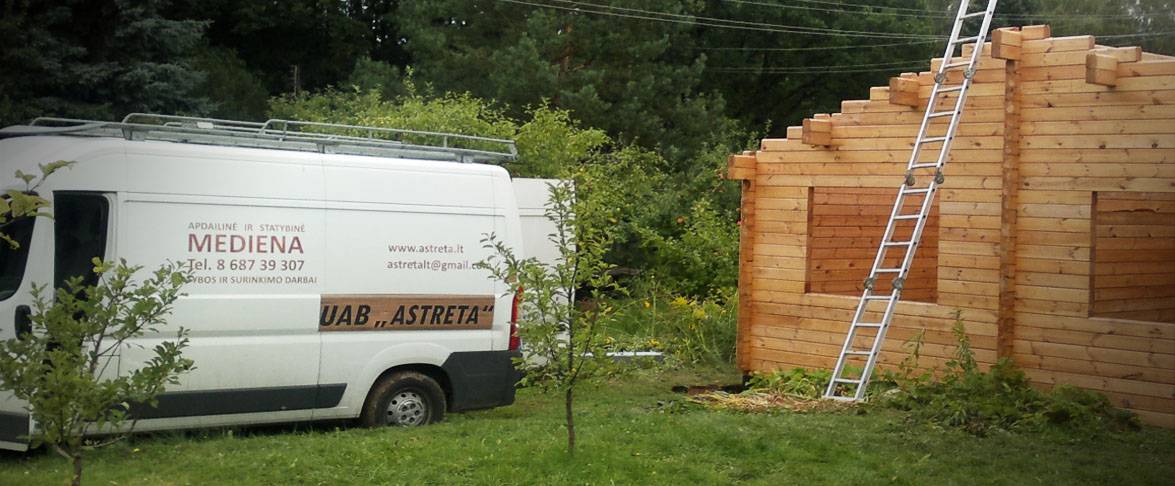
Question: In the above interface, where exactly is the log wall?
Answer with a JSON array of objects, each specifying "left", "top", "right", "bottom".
[{"left": 728, "top": 26, "right": 1175, "bottom": 427}]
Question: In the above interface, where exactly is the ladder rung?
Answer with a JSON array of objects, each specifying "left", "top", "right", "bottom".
[
  {"left": 844, "top": 351, "right": 872, "bottom": 356},
  {"left": 834, "top": 378, "right": 862, "bottom": 384},
  {"left": 954, "top": 35, "right": 980, "bottom": 45},
  {"left": 938, "top": 86, "right": 964, "bottom": 93},
  {"left": 961, "top": 10, "right": 988, "bottom": 19},
  {"left": 883, "top": 241, "right": 915, "bottom": 247},
  {"left": 910, "top": 163, "right": 937, "bottom": 169},
  {"left": 927, "top": 111, "right": 954, "bottom": 118},
  {"left": 854, "top": 323, "right": 883, "bottom": 328},
  {"left": 873, "top": 268, "right": 901, "bottom": 273},
  {"left": 920, "top": 136, "right": 948, "bottom": 144},
  {"left": 863, "top": 295, "right": 892, "bottom": 301},
  {"left": 943, "top": 61, "right": 969, "bottom": 69},
  {"left": 893, "top": 214, "right": 921, "bottom": 220},
  {"left": 902, "top": 188, "right": 931, "bottom": 194}
]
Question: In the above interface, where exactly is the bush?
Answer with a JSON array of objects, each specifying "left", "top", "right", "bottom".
[
  {"left": 604, "top": 288, "right": 738, "bottom": 365},
  {"left": 879, "top": 321, "right": 1140, "bottom": 435}
]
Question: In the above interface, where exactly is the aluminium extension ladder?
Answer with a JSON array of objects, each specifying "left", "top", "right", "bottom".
[{"left": 823, "top": 0, "right": 999, "bottom": 401}]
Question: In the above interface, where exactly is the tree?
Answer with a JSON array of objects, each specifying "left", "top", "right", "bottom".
[
  {"left": 182, "top": 0, "right": 368, "bottom": 95},
  {"left": 0, "top": 0, "right": 212, "bottom": 125},
  {"left": 0, "top": 260, "right": 193, "bottom": 486},
  {"left": 396, "top": 0, "right": 729, "bottom": 158},
  {"left": 478, "top": 179, "right": 620, "bottom": 454}
]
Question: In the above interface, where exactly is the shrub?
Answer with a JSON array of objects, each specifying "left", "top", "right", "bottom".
[
  {"left": 879, "top": 320, "right": 1140, "bottom": 435},
  {"left": 604, "top": 288, "right": 738, "bottom": 366}
]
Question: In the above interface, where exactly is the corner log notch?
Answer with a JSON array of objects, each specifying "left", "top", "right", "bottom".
[
  {"left": 801, "top": 115, "right": 834, "bottom": 146},
  {"left": 1086, "top": 46, "right": 1143, "bottom": 86},
  {"left": 888, "top": 74, "right": 921, "bottom": 107},
  {"left": 725, "top": 151, "right": 758, "bottom": 369}
]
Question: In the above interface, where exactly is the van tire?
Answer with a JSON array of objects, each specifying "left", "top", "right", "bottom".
[{"left": 361, "top": 371, "right": 446, "bottom": 427}]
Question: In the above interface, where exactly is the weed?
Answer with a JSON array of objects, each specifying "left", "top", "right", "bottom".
[{"left": 878, "top": 317, "right": 1140, "bottom": 436}]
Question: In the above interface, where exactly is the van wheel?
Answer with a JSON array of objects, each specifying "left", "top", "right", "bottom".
[{"left": 361, "top": 371, "right": 446, "bottom": 427}]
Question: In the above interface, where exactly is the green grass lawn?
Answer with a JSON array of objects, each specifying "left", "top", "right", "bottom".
[{"left": 2, "top": 366, "right": 1173, "bottom": 485}]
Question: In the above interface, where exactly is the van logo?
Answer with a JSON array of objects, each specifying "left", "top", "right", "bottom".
[{"left": 319, "top": 295, "right": 494, "bottom": 331}]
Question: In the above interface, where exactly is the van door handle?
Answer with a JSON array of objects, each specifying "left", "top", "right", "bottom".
[{"left": 15, "top": 305, "right": 31, "bottom": 338}]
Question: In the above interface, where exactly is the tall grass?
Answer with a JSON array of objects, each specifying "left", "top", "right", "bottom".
[{"left": 603, "top": 287, "right": 737, "bottom": 365}]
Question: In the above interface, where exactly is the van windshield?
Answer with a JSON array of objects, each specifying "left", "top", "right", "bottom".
[{"left": 0, "top": 216, "right": 35, "bottom": 301}]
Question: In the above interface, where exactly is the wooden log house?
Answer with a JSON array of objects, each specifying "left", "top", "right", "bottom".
[{"left": 727, "top": 26, "right": 1175, "bottom": 426}]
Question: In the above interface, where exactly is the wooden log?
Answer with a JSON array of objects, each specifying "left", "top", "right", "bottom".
[
  {"left": 889, "top": 76, "right": 921, "bottom": 107},
  {"left": 1021, "top": 25, "right": 1051, "bottom": 41},
  {"left": 1021, "top": 35, "right": 1095, "bottom": 55},
  {"left": 726, "top": 153, "right": 757, "bottom": 181},
  {"left": 992, "top": 27, "right": 1022, "bottom": 60},
  {"left": 1086, "top": 51, "right": 1119, "bottom": 86},
  {"left": 801, "top": 117, "right": 833, "bottom": 146}
]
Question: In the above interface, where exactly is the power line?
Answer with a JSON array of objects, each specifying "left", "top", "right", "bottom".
[
  {"left": 696, "top": 40, "right": 939, "bottom": 51},
  {"left": 548, "top": 0, "right": 944, "bottom": 38},
  {"left": 499, "top": 0, "right": 1173, "bottom": 43},
  {"left": 496, "top": 0, "right": 946, "bottom": 39},
  {"left": 715, "top": 58, "right": 935, "bottom": 70},
  {"left": 720, "top": 0, "right": 1160, "bottom": 21},
  {"left": 708, "top": 65, "right": 930, "bottom": 74},
  {"left": 1097, "top": 31, "right": 1175, "bottom": 39}
]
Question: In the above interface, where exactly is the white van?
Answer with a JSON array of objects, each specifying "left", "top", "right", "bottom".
[{"left": 0, "top": 114, "right": 527, "bottom": 451}]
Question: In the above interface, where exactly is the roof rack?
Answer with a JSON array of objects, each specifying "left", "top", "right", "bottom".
[{"left": 0, "top": 113, "right": 517, "bottom": 163}]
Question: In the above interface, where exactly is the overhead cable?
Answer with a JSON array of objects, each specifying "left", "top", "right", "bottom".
[{"left": 496, "top": 0, "right": 946, "bottom": 39}]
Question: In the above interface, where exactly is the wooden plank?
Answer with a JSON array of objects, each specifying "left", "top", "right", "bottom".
[
  {"left": 757, "top": 148, "right": 1003, "bottom": 164},
  {"left": 1022, "top": 119, "right": 1175, "bottom": 136},
  {"left": 1021, "top": 35, "right": 1094, "bottom": 54},
  {"left": 1022, "top": 134, "right": 1175, "bottom": 150},
  {"left": 1015, "top": 353, "right": 1175, "bottom": 384},
  {"left": 1020, "top": 148, "right": 1175, "bottom": 164},
  {"left": 1119, "top": 60, "right": 1175, "bottom": 77},
  {"left": 1023, "top": 75, "right": 1175, "bottom": 95},
  {"left": 759, "top": 162, "right": 1001, "bottom": 177},
  {"left": 1015, "top": 338, "right": 1175, "bottom": 369},
  {"left": 1021, "top": 104, "right": 1175, "bottom": 122},
  {"left": 1015, "top": 311, "right": 1175, "bottom": 339},
  {"left": 1020, "top": 25, "right": 1051, "bottom": 41},
  {"left": 1021, "top": 177, "right": 1175, "bottom": 192},
  {"left": 831, "top": 122, "right": 1003, "bottom": 138}
]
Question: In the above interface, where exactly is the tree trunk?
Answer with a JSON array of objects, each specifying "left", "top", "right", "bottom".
[
  {"left": 71, "top": 452, "right": 83, "bottom": 486},
  {"left": 565, "top": 386, "right": 575, "bottom": 454}
]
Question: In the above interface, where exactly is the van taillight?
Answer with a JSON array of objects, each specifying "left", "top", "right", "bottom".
[{"left": 509, "top": 286, "right": 522, "bottom": 351}]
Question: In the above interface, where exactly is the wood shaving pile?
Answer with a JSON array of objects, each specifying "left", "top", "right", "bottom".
[{"left": 688, "top": 391, "right": 854, "bottom": 414}]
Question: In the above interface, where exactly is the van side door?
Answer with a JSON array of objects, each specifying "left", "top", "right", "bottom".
[
  {"left": 0, "top": 207, "right": 51, "bottom": 450},
  {"left": 114, "top": 146, "right": 330, "bottom": 426}
]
